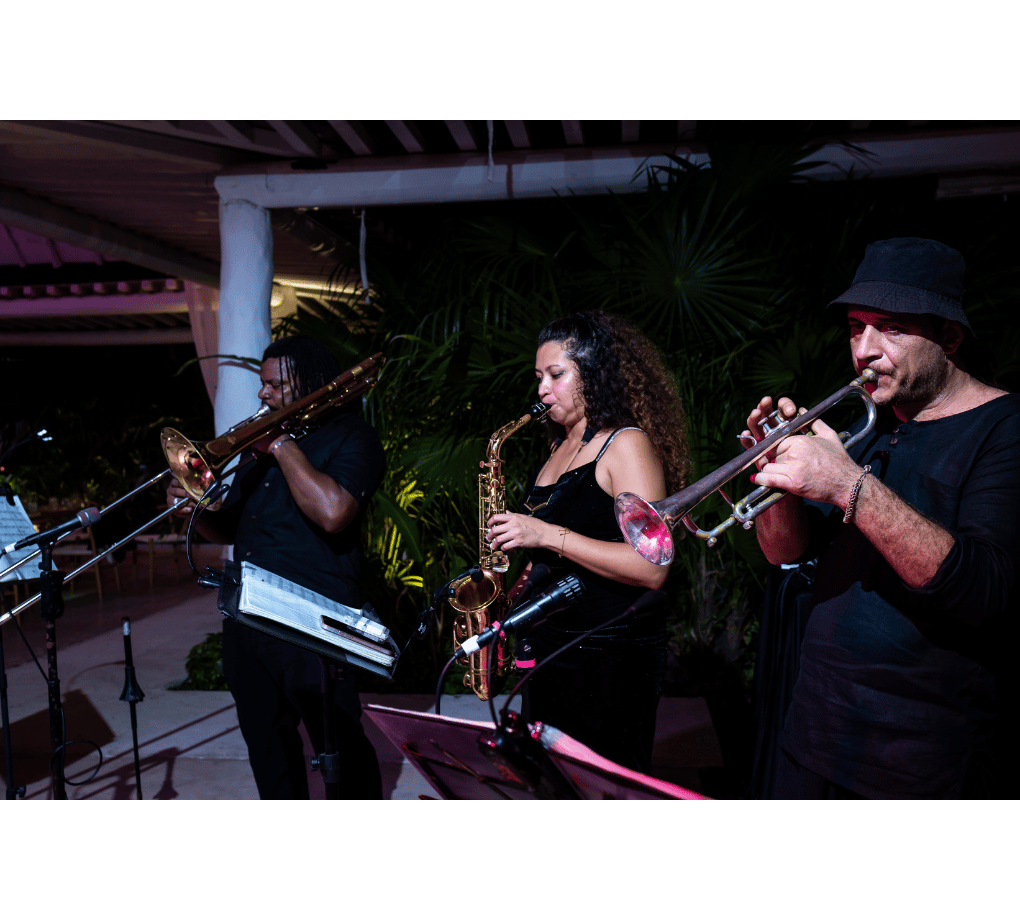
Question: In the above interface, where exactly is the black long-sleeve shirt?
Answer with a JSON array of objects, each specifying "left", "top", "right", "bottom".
[{"left": 781, "top": 393, "right": 1020, "bottom": 798}]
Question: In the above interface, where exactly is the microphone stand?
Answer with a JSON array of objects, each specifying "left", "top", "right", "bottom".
[
  {"left": 476, "top": 590, "right": 668, "bottom": 797},
  {"left": 309, "top": 656, "right": 345, "bottom": 800},
  {"left": 36, "top": 541, "right": 68, "bottom": 799},
  {"left": 0, "top": 484, "right": 27, "bottom": 798},
  {"left": 0, "top": 595, "right": 25, "bottom": 799},
  {"left": 119, "top": 617, "right": 145, "bottom": 799}
]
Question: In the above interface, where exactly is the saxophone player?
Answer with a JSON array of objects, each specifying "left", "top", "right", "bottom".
[{"left": 484, "top": 312, "right": 691, "bottom": 774}]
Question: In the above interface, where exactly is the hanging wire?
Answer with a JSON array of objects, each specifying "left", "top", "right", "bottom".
[
  {"left": 487, "top": 120, "right": 495, "bottom": 182},
  {"left": 359, "top": 209, "right": 370, "bottom": 304}
]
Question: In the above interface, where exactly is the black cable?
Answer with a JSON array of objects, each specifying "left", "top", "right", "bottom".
[
  {"left": 51, "top": 739, "right": 104, "bottom": 787},
  {"left": 499, "top": 607, "right": 635, "bottom": 726},
  {"left": 486, "top": 634, "right": 500, "bottom": 727},
  {"left": 433, "top": 656, "right": 458, "bottom": 716},
  {"left": 184, "top": 477, "right": 235, "bottom": 575}
]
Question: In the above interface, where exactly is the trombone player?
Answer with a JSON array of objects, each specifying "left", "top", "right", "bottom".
[
  {"left": 743, "top": 238, "right": 1020, "bottom": 799},
  {"left": 167, "top": 335, "right": 386, "bottom": 799}
]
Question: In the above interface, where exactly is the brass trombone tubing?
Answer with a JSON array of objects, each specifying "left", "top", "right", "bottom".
[{"left": 0, "top": 469, "right": 187, "bottom": 628}]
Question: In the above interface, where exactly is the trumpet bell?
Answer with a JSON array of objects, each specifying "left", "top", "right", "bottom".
[{"left": 615, "top": 492, "right": 677, "bottom": 566}]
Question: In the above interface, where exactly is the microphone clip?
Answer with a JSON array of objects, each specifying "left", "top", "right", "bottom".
[{"left": 478, "top": 711, "right": 579, "bottom": 799}]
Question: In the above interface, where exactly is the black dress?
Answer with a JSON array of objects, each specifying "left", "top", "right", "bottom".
[{"left": 519, "top": 429, "right": 667, "bottom": 774}]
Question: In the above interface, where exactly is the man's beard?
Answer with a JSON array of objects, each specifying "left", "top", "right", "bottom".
[{"left": 890, "top": 343, "right": 951, "bottom": 408}]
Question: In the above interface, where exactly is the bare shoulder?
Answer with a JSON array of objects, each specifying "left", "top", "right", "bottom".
[
  {"left": 596, "top": 427, "right": 665, "bottom": 498},
  {"left": 602, "top": 426, "right": 655, "bottom": 456}
]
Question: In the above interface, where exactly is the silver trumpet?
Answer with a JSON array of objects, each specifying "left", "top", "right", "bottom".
[{"left": 615, "top": 369, "right": 878, "bottom": 565}]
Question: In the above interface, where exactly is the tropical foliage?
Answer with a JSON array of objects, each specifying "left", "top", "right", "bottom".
[{"left": 274, "top": 145, "right": 1020, "bottom": 698}]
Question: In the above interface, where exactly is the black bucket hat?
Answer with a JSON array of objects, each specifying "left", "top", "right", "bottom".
[{"left": 827, "top": 237, "right": 971, "bottom": 332}]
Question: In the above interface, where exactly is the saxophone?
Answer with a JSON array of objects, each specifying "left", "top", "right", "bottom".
[{"left": 449, "top": 401, "right": 551, "bottom": 700}]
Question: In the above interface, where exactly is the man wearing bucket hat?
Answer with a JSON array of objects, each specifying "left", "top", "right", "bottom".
[{"left": 744, "top": 237, "right": 1020, "bottom": 798}]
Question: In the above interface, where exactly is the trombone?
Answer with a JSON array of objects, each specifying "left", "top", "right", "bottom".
[
  {"left": 0, "top": 353, "right": 384, "bottom": 627},
  {"left": 615, "top": 369, "right": 878, "bottom": 565}
]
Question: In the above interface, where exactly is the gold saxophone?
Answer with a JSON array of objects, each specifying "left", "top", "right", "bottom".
[{"left": 449, "top": 401, "right": 550, "bottom": 700}]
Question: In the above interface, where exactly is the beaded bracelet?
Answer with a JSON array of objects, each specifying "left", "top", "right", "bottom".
[{"left": 842, "top": 465, "right": 871, "bottom": 524}]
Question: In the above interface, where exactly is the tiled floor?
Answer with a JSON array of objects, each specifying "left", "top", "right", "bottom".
[{"left": 1, "top": 547, "right": 723, "bottom": 800}]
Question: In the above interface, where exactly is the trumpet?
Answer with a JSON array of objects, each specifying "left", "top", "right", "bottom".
[{"left": 615, "top": 369, "right": 878, "bottom": 565}]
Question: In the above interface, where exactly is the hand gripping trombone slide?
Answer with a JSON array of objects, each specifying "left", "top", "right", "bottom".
[{"left": 614, "top": 369, "right": 878, "bottom": 565}]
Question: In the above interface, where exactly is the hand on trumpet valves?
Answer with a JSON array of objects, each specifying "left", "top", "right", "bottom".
[
  {"left": 740, "top": 395, "right": 808, "bottom": 466},
  {"left": 485, "top": 512, "right": 546, "bottom": 552},
  {"left": 748, "top": 414, "right": 864, "bottom": 509}
]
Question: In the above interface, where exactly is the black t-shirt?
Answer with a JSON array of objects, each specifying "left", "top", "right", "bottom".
[
  {"left": 781, "top": 393, "right": 1020, "bottom": 798},
  {"left": 219, "top": 412, "right": 385, "bottom": 606}
]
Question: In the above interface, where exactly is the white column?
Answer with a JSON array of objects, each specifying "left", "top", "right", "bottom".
[{"left": 214, "top": 197, "right": 273, "bottom": 435}]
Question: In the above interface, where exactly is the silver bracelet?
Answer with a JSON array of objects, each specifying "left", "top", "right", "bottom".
[
  {"left": 269, "top": 433, "right": 295, "bottom": 455},
  {"left": 842, "top": 465, "right": 871, "bottom": 524}
]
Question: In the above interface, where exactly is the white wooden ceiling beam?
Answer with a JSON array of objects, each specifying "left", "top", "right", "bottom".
[
  {"left": 1, "top": 120, "right": 234, "bottom": 168},
  {"left": 328, "top": 121, "right": 375, "bottom": 156},
  {"left": 0, "top": 329, "right": 195, "bottom": 347},
  {"left": 267, "top": 121, "right": 325, "bottom": 157},
  {"left": 215, "top": 146, "right": 708, "bottom": 209},
  {"left": 505, "top": 121, "right": 531, "bottom": 148},
  {"left": 0, "top": 183, "right": 220, "bottom": 288},
  {"left": 562, "top": 121, "right": 583, "bottom": 146},
  {"left": 386, "top": 120, "right": 426, "bottom": 154},
  {"left": 621, "top": 121, "right": 640, "bottom": 143},
  {"left": 796, "top": 128, "right": 1020, "bottom": 181},
  {"left": 445, "top": 120, "right": 478, "bottom": 151}
]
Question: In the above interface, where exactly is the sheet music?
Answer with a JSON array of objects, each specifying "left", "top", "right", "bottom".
[
  {"left": 0, "top": 496, "right": 43, "bottom": 581},
  {"left": 239, "top": 562, "right": 396, "bottom": 666}
]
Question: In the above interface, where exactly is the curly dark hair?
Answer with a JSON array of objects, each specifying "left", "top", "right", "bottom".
[
  {"left": 262, "top": 335, "right": 343, "bottom": 400},
  {"left": 538, "top": 312, "right": 692, "bottom": 492}
]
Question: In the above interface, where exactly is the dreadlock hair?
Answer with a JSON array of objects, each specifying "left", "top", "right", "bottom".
[
  {"left": 262, "top": 335, "right": 343, "bottom": 400},
  {"left": 538, "top": 311, "right": 692, "bottom": 493}
]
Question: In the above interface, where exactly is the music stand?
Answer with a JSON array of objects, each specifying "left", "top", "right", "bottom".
[
  {"left": 363, "top": 704, "right": 708, "bottom": 800},
  {"left": 219, "top": 571, "right": 399, "bottom": 799}
]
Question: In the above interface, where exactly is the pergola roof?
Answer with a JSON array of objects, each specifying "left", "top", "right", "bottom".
[{"left": 2, "top": 120, "right": 1019, "bottom": 346}]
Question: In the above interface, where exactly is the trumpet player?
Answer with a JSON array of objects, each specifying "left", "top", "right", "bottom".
[
  {"left": 167, "top": 335, "right": 385, "bottom": 799},
  {"left": 744, "top": 238, "right": 1020, "bottom": 799}
]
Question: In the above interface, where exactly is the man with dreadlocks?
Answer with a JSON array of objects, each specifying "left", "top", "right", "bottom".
[{"left": 167, "top": 335, "right": 386, "bottom": 799}]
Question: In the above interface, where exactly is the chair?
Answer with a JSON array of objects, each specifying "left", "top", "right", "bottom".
[
  {"left": 49, "top": 526, "right": 105, "bottom": 601},
  {"left": 136, "top": 517, "right": 188, "bottom": 588}
]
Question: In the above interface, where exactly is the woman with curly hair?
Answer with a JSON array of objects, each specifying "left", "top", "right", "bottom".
[{"left": 485, "top": 311, "right": 691, "bottom": 773}]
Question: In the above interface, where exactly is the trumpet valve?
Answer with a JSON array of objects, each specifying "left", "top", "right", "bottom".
[{"left": 761, "top": 409, "right": 785, "bottom": 436}]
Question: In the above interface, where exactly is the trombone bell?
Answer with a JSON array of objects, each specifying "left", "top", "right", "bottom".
[{"left": 161, "top": 428, "right": 221, "bottom": 509}]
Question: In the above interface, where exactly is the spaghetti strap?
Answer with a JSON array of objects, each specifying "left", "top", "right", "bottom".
[{"left": 594, "top": 426, "right": 643, "bottom": 462}]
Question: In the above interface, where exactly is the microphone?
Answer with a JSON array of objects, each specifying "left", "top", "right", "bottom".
[
  {"left": 454, "top": 573, "right": 585, "bottom": 660},
  {"left": 3, "top": 507, "right": 102, "bottom": 555}
]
